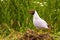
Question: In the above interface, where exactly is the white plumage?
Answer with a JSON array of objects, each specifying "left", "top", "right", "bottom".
[{"left": 33, "top": 11, "right": 48, "bottom": 29}]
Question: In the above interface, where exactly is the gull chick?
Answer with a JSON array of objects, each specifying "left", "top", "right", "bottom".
[{"left": 28, "top": 10, "right": 48, "bottom": 29}]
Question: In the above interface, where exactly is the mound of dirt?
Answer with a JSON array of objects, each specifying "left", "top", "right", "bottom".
[{"left": 19, "top": 29, "right": 54, "bottom": 40}]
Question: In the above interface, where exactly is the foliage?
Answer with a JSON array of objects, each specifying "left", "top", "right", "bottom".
[{"left": 0, "top": 0, "right": 60, "bottom": 40}]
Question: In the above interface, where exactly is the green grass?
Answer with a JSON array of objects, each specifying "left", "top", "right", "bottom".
[{"left": 0, "top": 0, "right": 60, "bottom": 40}]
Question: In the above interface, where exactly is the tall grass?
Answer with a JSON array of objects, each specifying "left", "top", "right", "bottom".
[{"left": 0, "top": 0, "right": 60, "bottom": 39}]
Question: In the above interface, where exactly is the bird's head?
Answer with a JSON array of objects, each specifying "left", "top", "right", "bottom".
[{"left": 28, "top": 9, "right": 35, "bottom": 15}]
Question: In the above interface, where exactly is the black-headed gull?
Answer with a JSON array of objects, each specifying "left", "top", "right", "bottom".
[
  {"left": 28, "top": 10, "right": 49, "bottom": 29},
  {"left": 28, "top": 10, "right": 51, "bottom": 34}
]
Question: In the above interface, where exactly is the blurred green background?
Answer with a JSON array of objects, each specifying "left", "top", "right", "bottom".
[{"left": 0, "top": 0, "right": 60, "bottom": 40}]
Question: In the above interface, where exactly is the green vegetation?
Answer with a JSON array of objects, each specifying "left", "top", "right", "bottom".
[{"left": 0, "top": 0, "right": 60, "bottom": 40}]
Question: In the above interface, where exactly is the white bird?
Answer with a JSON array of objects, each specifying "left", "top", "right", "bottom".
[
  {"left": 29, "top": 10, "right": 49, "bottom": 33},
  {"left": 28, "top": 10, "right": 48, "bottom": 29}
]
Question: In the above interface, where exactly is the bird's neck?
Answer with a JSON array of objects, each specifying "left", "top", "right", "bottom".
[{"left": 33, "top": 11, "right": 41, "bottom": 19}]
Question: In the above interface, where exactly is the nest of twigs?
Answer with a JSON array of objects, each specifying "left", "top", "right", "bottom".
[{"left": 19, "top": 29, "right": 54, "bottom": 40}]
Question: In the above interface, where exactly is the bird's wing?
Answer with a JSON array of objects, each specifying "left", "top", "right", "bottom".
[{"left": 35, "top": 19, "right": 48, "bottom": 28}]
